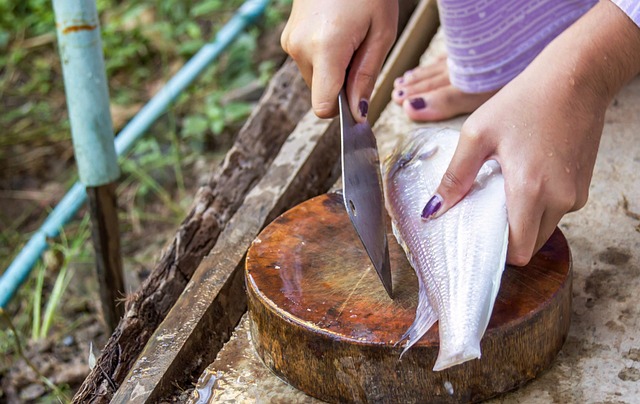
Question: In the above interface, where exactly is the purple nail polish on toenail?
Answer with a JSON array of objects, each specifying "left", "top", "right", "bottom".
[
  {"left": 358, "top": 99, "right": 369, "bottom": 118},
  {"left": 397, "top": 90, "right": 404, "bottom": 97},
  {"left": 409, "top": 97, "right": 426, "bottom": 110},
  {"left": 397, "top": 77, "right": 404, "bottom": 85}
]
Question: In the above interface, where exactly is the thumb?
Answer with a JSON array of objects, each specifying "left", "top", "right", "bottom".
[{"left": 421, "top": 131, "right": 491, "bottom": 220}]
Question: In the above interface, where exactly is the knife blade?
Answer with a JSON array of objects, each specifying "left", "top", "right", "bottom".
[{"left": 338, "top": 88, "right": 393, "bottom": 298}]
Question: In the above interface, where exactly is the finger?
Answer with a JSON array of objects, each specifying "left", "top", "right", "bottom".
[
  {"left": 311, "top": 53, "right": 350, "bottom": 119},
  {"left": 421, "top": 129, "right": 492, "bottom": 220},
  {"left": 533, "top": 209, "right": 565, "bottom": 255},
  {"left": 504, "top": 191, "right": 545, "bottom": 267},
  {"left": 281, "top": 31, "right": 313, "bottom": 90},
  {"left": 346, "top": 17, "right": 397, "bottom": 122}
]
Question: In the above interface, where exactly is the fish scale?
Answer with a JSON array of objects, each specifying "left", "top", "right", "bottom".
[{"left": 383, "top": 127, "right": 509, "bottom": 371}]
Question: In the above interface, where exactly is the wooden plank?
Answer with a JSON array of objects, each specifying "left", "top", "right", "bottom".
[
  {"left": 111, "top": 1, "right": 435, "bottom": 401},
  {"left": 73, "top": 59, "right": 312, "bottom": 403},
  {"left": 86, "top": 183, "right": 125, "bottom": 332},
  {"left": 114, "top": 109, "right": 341, "bottom": 403},
  {"left": 368, "top": 0, "right": 439, "bottom": 124}
]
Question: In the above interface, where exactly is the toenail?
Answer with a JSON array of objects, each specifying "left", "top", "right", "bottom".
[
  {"left": 396, "top": 77, "right": 404, "bottom": 85},
  {"left": 409, "top": 97, "right": 426, "bottom": 110},
  {"left": 358, "top": 99, "right": 369, "bottom": 118},
  {"left": 396, "top": 90, "right": 404, "bottom": 97}
]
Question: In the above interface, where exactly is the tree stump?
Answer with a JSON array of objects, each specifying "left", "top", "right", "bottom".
[{"left": 246, "top": 192, "right": 572, "bottom": 403}]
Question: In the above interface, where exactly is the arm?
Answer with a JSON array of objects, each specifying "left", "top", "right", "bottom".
[
  {"left": 424, "top": 0, "right": 640, "bottom": 265},
  {"left": 280, "top": 0, "right": 398, "bottom": 122}
]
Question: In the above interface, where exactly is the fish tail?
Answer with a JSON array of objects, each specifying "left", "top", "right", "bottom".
[
  {"left": 433, "top": 341, "right": 482, "bottom": 371},
  {"left": 398, "top": 275, "right": 437, "bottom": 358}
]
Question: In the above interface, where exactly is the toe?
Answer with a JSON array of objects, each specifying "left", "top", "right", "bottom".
[
  {"left": 394, "top": 57, "right": 448, "bottom": 88},
  {"left": 403, "top": 86, "right": 496, "bottom": 122},
  {"left": 393, "top": 73, "right": 450, "bottom": 105}
]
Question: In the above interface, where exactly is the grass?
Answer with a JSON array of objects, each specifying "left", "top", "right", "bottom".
[{"left": 0, "top": 0, "right": 292, "bottom": 400}]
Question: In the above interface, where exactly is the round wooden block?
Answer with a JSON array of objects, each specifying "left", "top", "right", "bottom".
[{"left": 246, "top": 193, "right": 572, "bottom": 403}]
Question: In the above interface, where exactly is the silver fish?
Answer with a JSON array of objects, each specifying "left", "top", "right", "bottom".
[{"left": 383, "top": 127, "right": 508, "bottom": 370}]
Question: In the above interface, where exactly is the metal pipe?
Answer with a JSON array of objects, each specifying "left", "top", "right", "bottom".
[
  {"left": 54, "top": 0, "right": 126, "bottom": 330},
  {"left": 53, "top": 0, "right": 120, "bottom": 186},
  {"left": 0, "top": 0, "right": 270, "bottom": 308}
]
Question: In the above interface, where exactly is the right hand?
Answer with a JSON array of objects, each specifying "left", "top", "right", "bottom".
[{"left": 281, "top": 0, "right": 398, "bottom": 122}]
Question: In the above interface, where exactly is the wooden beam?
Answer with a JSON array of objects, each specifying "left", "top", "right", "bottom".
[
  {"left": 111, "top": 1, "right": 441, "bottom": 401},
  {"left": 113, "top": 109, "right": 341, "bottom": 403},
  {"left": 73, "top": 59, "right": 311, "bottom": 403},
  {"left": 368, "top": 0, "right": 439, "bottom": 123},
  {"left": 86, "top": 183, "right": 125, "bottom": 332}
]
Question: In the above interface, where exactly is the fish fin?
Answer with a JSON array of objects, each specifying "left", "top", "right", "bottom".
[
  {"left": 433, "top": 345, "right": 482, "bottom": 371},
  {"left": 398, "top": 275, "right": 438, "bottom": 358}
]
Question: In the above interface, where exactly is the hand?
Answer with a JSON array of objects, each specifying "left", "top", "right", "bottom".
[
  {"left": 281, "top": 0, "right": 398, "bottom": 121},
  {"left": 423, "top": 0, "right": 640, "bottom": 265}
]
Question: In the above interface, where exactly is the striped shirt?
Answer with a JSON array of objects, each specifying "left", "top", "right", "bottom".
[
  {"left": 614, "top": 0, "right": 640, "bottom": 26},
  {"left": 440, "top": 0, "right": 639, "bottom": 93}
]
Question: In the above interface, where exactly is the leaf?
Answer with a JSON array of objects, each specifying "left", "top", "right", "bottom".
[
  {"left": 190, "top": 0, "right": 223, "bottom": 18},
  {"left": 182, "top": 115, "right": 209, "bottom": 138}
]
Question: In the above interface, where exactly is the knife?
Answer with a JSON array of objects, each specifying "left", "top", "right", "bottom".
[{"left": 338, "top": 88, "right": 393, "bottom": 298}]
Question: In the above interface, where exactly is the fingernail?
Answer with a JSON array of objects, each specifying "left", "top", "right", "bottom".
[
  {"left": 358, "top": 99, "right": 369, "bottom": 118},
  {"left": 421, "top": 194, "right": 442, "bottom": 220},
  {"left": 409, "top": 97, "right": 427, "bottom": 110}
]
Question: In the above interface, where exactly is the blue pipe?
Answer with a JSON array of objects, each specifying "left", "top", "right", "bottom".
[{"left": 0, "top": 0, "right": 270, "bottom": 308}]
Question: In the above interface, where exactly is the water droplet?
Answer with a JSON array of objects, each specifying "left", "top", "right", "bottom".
[{"left": 444, "top": 380, "right": 454, "bottom": 395}]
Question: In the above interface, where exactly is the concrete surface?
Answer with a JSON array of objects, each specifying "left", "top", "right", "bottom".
[{"left": 189, "top": 39, "right": 640, "bottom": 404}]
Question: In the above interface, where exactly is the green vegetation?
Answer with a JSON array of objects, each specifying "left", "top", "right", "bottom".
[{"left": 0, "top": 0, "right": 291, "bottom": 400}]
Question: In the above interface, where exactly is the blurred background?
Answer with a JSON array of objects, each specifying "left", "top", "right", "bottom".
[{"left": 0, "top": 0, "right": 291, "bottom": 400}]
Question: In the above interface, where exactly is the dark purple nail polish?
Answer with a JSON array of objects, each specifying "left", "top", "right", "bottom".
[
  {"left": 397, "top": 90, "right": 405, "bottom": 97},
  {"left": 397, "top": 77, "right": 404, "bottom": 85},
  {"left": 421, "top": 194, "right": 442, "bottom": 220},
  {"left": 410, "top": 97, "right": 427, "bottom": 110},
  {"left": 358, "top": 99, "right": 369, "bottom": 118}
]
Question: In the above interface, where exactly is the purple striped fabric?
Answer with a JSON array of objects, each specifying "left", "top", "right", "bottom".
[
  {"left": 439, "top": 0, "right": 597, "bottom": 93},
  {"left": 612, "top": 0, "right": 640, "bottom": 26}
]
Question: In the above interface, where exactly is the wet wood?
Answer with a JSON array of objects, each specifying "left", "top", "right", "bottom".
[
  {"left": 86, "top": 183, "right": 125, "bottom": 333},
  {"left": 73, "top": 59, "right": 311, "bottom": 403},
  {"left": 246, "top": 193, "right": 572, "bottom": 403}
]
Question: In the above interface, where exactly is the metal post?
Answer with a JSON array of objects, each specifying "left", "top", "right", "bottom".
[{"left": 52, "top": 0, "right": 124, "bottom": 331}]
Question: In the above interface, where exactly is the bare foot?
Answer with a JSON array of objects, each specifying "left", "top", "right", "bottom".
[{"left": 392, "top": 56, "right": 498, "bottom": 121}]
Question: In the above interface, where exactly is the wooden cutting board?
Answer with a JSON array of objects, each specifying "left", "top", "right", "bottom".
[{"left": 245, "top": 192, "right": 572, "bottom": 403}]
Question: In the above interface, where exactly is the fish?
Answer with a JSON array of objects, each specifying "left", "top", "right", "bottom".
[{"left": 382, "top": 127, "right": 509, "bottom": 371}]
